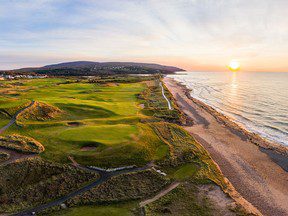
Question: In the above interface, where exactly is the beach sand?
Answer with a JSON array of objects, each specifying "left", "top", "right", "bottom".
[{"left": 164, "top": 77, "right": 288, "bottom": 216}]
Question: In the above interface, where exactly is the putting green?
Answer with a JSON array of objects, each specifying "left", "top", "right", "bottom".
[{"left": 59, "top": 124, "right": 138, "bottom": 145}]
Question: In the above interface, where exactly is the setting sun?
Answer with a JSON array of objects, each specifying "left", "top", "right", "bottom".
[{"left": 228, "top": 60, "right": 240, "bottom": 71}]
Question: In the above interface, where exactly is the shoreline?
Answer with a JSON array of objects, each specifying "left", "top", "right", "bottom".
[
  {"left": 163, "top": 77, "right": 288, "bottom": 216},
  {"left": 174, "top": 80, "right": 288, "bottom": 171},
  {"left": 173, "top": 78, "right": 288, "bottom": 155}
]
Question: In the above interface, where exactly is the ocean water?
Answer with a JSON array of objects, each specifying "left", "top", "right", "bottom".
[{"left": 168, "top": 72, "right": 288, "bottom": 146}]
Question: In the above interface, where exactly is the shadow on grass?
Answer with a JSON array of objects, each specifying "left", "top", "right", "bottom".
[{"left": 55, "top": 103, "right": 117, "bottom": 119}]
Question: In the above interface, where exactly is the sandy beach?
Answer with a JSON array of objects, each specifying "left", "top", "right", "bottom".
[{"left": 164, "top": 77, "right": 288, "bottom": 216}]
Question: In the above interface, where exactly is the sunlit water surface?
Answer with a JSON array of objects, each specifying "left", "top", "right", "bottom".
[{"left": 168, "top": 72, "right": 288, "bottom": 146}]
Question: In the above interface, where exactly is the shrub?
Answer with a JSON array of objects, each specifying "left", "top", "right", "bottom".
[
  {"left": 0, "top": 158, "right": 99, "bottom": 213},
  {"left": 0, "top": 134, "right": 45, "bottom": 153},
  {"left": 17, "top": 101, "right": 63, "bottom": 121},
  {"left": 0, "top": 152, "right": 9, "bottom": 162},
  {"left": 67, "top": 170, "right": 170, "bottom": 206}
]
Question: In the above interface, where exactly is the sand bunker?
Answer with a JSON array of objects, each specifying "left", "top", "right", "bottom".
[
  {"left": 67, "top": 121, "right": 82, "bottom": 127},
  {"left": 80, "top": 146, "right": 97, "bottom": 151}
]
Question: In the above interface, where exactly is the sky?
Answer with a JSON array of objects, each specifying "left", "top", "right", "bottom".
[{"left": 1, "top": 0, "right": 288, "bottom": 72}]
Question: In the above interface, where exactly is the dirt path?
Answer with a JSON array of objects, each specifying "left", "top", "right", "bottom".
[
  {"left": 140, "top": 181, "right": 179, "bottom": 207},
  {"left": 164, "top": 77, "right": 288, "bottom": 216}
]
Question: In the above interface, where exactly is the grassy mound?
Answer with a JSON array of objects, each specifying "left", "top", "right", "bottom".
[
  {"left": 17, "top": 101, "right": 62, "bottom": 121},
  {"left": 0, "top": 134, "right": 45, "bottom": 153},
  {"left": 0, "top": 158, "right": 99, "bottom": 213},
  {"left": 0, "top": 100, "right": 30, "bottom": 117},
  {"left": 0, "top": 152, "right": 10, "bottom": 162}
]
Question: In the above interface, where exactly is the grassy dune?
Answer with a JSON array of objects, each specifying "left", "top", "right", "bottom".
[{"left": 0, "top": 134, "right": 45, "bottom": 153}]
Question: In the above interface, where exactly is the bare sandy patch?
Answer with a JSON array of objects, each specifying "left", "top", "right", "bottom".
[{"left": 80, "top": 146, "right": 97, "bottom": 151}]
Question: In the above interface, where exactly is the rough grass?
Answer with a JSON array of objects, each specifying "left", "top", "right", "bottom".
[
  {"left": 0, "top": 119, "right": 10, "bottom": 128},
  {"left": 0, "top": 134, "right": 45, "bottom": 153},
  {"left": 150, "top": 122, "right": 227, "bottom": 188},
  {"left": 145, "top": 182, "right": 213, "bottom": 216},
  {"left": 0, "top": 151, "right": 10, "bottom": 162},
  {"left": 0, "top": 100, "right": 30, "bottom": 117},
  {"left": 0, "top": 158, "right": 99, "bottom": 214},
  {"left": 67, "top": 170, "right": 171, "bottom": 206},
  {"left": 140, "top": 79, "right": 187, "bottom": 124},
  {"left": 17, "top": 101, "right": 63, "bottom": 122}
]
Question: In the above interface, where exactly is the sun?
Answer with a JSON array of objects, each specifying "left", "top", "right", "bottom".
[{"left": 228, "top": 60, "right": 240, "bottom": 71}]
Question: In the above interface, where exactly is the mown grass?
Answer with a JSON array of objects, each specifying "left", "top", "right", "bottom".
[
  {"left": 0, "top": 78, "right": 156, "bottom": 166},
  {"left": 59, "top": 124, "right": 137, "bottom": 145},
  {"left": 173, "top": 163, "right": 198, "bottom": 180},
  {"left": 0, "top": 76, "right": 239, "bottom": 216}
]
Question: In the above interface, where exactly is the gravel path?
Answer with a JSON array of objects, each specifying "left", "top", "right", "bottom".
[{"left": 140, "top": 181, "right": 179, "bottom": 207}]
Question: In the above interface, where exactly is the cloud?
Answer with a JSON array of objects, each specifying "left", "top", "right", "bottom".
[{"left": 0, "top": 0, "right": 288, "bottom": 71}]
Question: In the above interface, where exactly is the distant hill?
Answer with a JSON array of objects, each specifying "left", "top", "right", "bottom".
[
  {"left": 42, "top": 61, "right": 97, "bottom": 69},
  {"left": 10, "top": 61, "right": 184, "bottom": 76}
]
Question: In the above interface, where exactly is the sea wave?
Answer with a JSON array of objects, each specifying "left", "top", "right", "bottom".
[{"left": 169, "top": 72, "right": 288, "bottom": 146}]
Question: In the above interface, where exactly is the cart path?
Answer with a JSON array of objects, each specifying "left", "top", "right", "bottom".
[
  {"left": 13, "top": 162, "right": 153, "bottom": 216},
  {"left": 0, "top": 100, "right": 35, "bottom": 134},
  {"left": 160, "top": 81, "right": 172, "bottom": 110}
]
